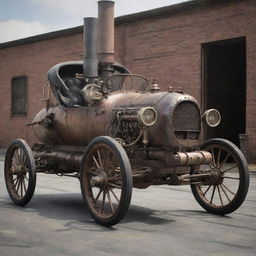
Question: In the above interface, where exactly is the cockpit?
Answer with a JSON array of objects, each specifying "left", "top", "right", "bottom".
[{"left": 47, "top": 61, "right": 148, "bottom": 108}]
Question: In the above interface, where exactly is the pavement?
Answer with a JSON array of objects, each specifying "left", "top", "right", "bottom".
[{"left": 0, "top": 157, "right": 255, "bottom": 256}]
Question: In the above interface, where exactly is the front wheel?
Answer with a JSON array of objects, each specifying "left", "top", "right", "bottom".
[
  {"left": 191, "top": 138, "right": 249, "bottom": 215},
  {"left": 80, "top": 136, "right": 133, "bottom": 226}
]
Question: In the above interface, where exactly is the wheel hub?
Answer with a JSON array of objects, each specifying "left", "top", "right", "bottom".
[
  {"left": 12, "top": 165, "right": 26, "bottom": 175},
  {"left": 209, "top": 168, "right": 223, "bottom": 185},
  {"left": 91, "top": 172, "right": 108, "bottom": 189}
]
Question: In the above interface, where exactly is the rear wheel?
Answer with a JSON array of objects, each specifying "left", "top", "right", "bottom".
[
  {"left": 4, "top": 139, "right": 36, "bottom": 206},
  {"left": 80, "top": 136, "right": 132, "bottom": 226},
  {"left": 191, "top": 138, "right": 249, "bottom": 215}
]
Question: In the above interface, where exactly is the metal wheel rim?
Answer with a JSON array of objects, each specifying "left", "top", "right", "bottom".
[
  {"left": 83, "top": 143, "right": 124, "bottom": 219},
  {"left": 195, "top": 144, "right": 242, "bottom": 209}
]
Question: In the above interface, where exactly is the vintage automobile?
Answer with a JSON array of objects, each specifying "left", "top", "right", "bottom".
[{"left": 4, "top": 0, "right": 249, "bottom": 226}]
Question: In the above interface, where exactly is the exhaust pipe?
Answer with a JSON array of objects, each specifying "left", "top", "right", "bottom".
[
  {"left": 83, "top": 17, "right": 98, "bottom": 79},
  {"left": 97, "top": 0, "right": 115, "bottom": 64}
]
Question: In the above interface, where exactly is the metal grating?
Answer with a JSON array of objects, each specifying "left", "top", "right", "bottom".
[{"left": 173, "top": 101, "right": 200, "bottom": 140}]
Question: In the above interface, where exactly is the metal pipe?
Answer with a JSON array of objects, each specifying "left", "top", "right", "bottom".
[
  {"left": 175, "top": 151, "right": 212, "bottom": 166},
  {"left": 97, "top": 0, "right": 115, "bottom": 64},
  {"left": 35, "top": 151, "right": 83, "bottom": 170},
  {"left": 148, "top": 150, "right": 212, "bottom": 166},
  {"left": 83, "top": 17, "right": 99, "bottom": 78}
]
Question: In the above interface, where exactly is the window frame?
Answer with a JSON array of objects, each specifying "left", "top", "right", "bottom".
[{"left": 11, "top": 76, "right": 28, "bottom": 117}]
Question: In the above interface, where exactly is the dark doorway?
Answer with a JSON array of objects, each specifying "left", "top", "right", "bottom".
[{"left": 202, "top": 37, "right": 246, "bottom": 147}]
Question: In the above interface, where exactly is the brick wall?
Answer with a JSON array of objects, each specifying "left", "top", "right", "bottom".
[
  {"left": 0, "top": 0, "right": 255, "bottom": 161},
  {"left": 0, "top": 33, "right": 83, "bottom": 146}
]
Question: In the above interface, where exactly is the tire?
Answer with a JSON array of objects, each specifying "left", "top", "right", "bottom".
[
  {"left": 80, "top": 136, "right": 132, "bottom": 226},
  {"left": 4, "top": 139, "right": 37, "bottom": 206},
  {"left": 191, "top": 138, "right": 249, "bottom": 215}
]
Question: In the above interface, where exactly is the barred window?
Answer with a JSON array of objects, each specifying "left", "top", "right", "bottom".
[{"left": 12, "top": 76, "right": 27, "bottom": 116}]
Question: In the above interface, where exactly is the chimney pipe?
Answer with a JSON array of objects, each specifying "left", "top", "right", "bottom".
[
  {"left": 83, "top": 17, "right": 98, "bottom": 79},
  {"left": 97, "top": 0, "right": 115, "bottom": 64}
]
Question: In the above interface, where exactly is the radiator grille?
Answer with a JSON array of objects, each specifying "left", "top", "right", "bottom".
[{"left": 173, "top": 101, "right": 200, "bottom": 140}]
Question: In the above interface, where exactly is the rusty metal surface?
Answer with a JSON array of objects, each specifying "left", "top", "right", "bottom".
[
  {"left": 97, "top": 0, "right": 115, "bottom": 64},
  {"left": 35, "top": 150, "right": 83, "bottom": 172},
  {"left": 32, "top": 91, "right": 201, "bottom": 150},
  {"left": 83, "top": 17, "right": 98, "bottom": 78},
  {"left": 148, "top": 150, "right": 212, "bottom": 166}
]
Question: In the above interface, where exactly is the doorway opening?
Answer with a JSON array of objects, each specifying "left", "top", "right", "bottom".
[{"left": 202, "top": 37, "right": 246, "bottom": 147}]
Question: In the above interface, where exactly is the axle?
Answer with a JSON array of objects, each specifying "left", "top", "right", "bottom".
[{"left": 33, "top": 144, "right": 212, "bottom": 174}]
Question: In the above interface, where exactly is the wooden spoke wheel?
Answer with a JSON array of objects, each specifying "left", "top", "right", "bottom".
[
  {"left": 80, "top": 136, "right": 132, "bottom": 226},
  {"left": 191, "top": 138, "right": 249, "bottom": 215},
  {"left": 4, "top": 139, "right": 36, "bottom": 206}
]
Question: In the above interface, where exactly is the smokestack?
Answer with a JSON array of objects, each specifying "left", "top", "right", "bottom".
[
  {"left": 83, "top": 17, "right": 98, "bottom": 79},
  {"left": 97, "top": 0, "right": 115, "bottom": 64}
]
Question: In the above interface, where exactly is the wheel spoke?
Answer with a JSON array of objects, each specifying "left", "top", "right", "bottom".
[
  {"left": 14, "top": 150, "right": 19, "bottom": 165},
  {"left": 14, "top": 177, "right": 20, "bottom": 188},
  {"left": 108, "top": 154, "right": 116, "bottom": 175},
  {"left": 109, "top": 188, "right": 120, "bottom": 203},
  {"left": 94, "top": 189, "right": 103, "bottom": 202},
  {"left": 211, "top": 148, "right": 216, "bottom": 167},
  {"left": 210, "top": 185, "right": 216, "bottom": 203},
  {"left": 21, "top": 155, "right": 27, "bottom": 169},
  {"left": 109, "top": 183, "right": 122, "bottom": 189},
  {"left": 15, "top": 149, "right": 19, "bottom": 163},
  {"left": 16, "top": 178, "right": 22, "bottom": 195},
  {"left": 107, "top": 190, "right": 115, "bottom": 214},
  {"left": 222, "top": 183, "right": 236, "bottom": 196},
  {"left": 25, "top": 173, "right": 29, "bottom": 181},
  {"left": 101, "top": 190, "right": 106, "bottom": 214},
  {"left": 93, "top": 156, "right": 101, "bottom": 172},
  {"left": 220, "top": 184, "right": 231, "bottom": 202},
  {"left": 222, "top": 165, "right": 238, "bottom": 173},
  {"left": 20, "top": 178, "right": 23, "bottom": 197},
  {"left": 23, "top": 179, "right": 27, "bottom": 194},
  {"left": 217, "top": 185, "right": 223, "bottom": 206},
  {"left": 104, "top": 150, "right": 111, "bottom": 174},
  {"left": 216, "top": 148, "right": 221, "bottom": 168},
  {"left": 202, "top": 185, "right": 212, "bottom": 196},
  {"left": 207, "top": 163, "right": 214, "bottom": 169},
  {"left": 17, "top": 149, "right": 22, "bottom": 164},
  {"left": 12, "top": 176, "right": 18, "bottom": 183},
  {"left": 107, "top": 152, "right": 115, "bottom": 176},
  {"left": 223, "top": 176, "right": 240, "bottom": 180},
  {"left": 108, "top": 157, "right": 117, "bottom": 176},
  {"left": 19, "top": 149, "right": 25, "bottom": 166},
  {"left": 108, "top": 173, "right": 121, "bottom": 181},
  {"left": 97, "top": 150, "right": 103, "bottom": 170},
  {"left": 219, "top": 153, "right": 230, "bottom": 169}
]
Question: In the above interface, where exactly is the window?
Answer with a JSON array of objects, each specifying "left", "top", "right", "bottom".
[{"left": 11, "top": 76, "right": 27, "bottom": 116}]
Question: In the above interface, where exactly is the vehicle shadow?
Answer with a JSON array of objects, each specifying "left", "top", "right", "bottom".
[{"left": 0, "top": 192, "right": 227, "bottom": 231}]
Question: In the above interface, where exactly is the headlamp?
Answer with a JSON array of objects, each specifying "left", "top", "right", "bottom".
[
  {"left": 202, "top": 109, "right": 221, "bottom": 127},
  {"left": 137, "top": 107, "right": 157, "bottom": 127}
]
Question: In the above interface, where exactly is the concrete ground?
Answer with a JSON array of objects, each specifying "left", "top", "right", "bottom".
[{"left": 0, "top": 157, "right": 255, "bottom": 256}]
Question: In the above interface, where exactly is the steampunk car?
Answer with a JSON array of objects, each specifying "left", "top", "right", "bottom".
[{"left": 4, "top": 1, "right": 249, "bottom": 226}]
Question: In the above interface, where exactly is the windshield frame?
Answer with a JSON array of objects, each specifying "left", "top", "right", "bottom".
[{"left": 104, "top": 73, "right": 150, "bottom": 93}]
